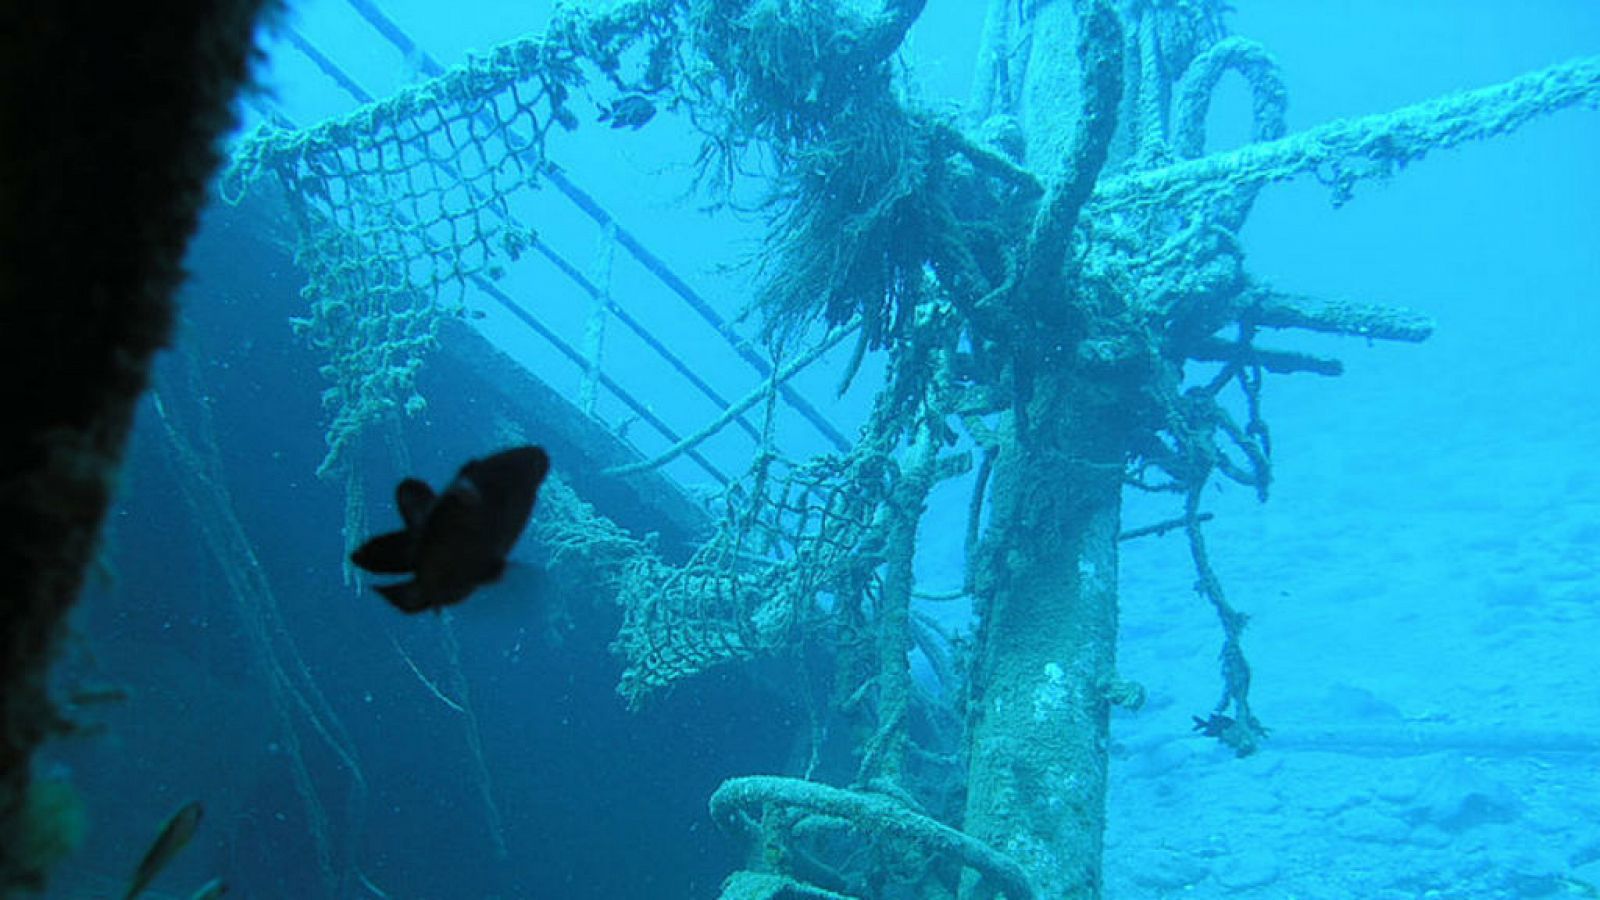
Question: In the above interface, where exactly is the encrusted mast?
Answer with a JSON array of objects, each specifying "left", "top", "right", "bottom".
[{"left": 222, "top": 0, "right": 1600, "bottom": 896}]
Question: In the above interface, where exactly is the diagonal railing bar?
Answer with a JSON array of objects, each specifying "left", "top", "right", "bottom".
[
  {"left": 527, "top": 236, "right": 764, "bottom": 444},
  {"left": 468, "top": 271, "right": 735, "bottom": 486}
]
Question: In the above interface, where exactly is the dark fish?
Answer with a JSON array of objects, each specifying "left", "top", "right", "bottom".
[
  {"left": 597, "top": 94, "right": 657, "bottom": 130},
  {"left": 125, "top": 801, "right": 203, "bottom": 900},
  {"left": 351, "top": 446, "right": 549, "bottom": 613},
  {"left": 1192, "top": 712, "right": 1268, "bottom": 757},
  {"left": 1191, "top": 713, "right": 1235, "bottom": 738}
]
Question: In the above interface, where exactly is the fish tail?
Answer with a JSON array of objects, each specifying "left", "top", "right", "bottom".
[{"left": 376, "top": 581, "right": 430, "bottom": 614}]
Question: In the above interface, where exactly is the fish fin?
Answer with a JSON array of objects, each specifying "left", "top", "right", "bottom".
[
  {"left": 396, "top": 478, "right": 435, "bottom": 530},
  {"left": 444, "top": 563, "right": 543, "bottom": 628},
  {"left": 376, "top": 580, "right": 433, "bottom": 614},
  {"left": 188, "top": 877, "right": 228, "bottom": 900},
  {"left": 350, "top": 531, "right": 413, "bottom": 574}
]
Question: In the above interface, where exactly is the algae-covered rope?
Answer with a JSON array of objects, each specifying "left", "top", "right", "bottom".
[{"left": 710, "top": 775, "right": 1036, "bottom": 900}]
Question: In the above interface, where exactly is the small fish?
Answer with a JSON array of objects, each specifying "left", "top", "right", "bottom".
[
  {"left": 1191, "top": 713, "right": 1235, "bottom": 738},
  {"left": 125, "top": 801, "right": 202, "bottom": 900},
  {"left": 190, "top": 877, "right": 228, "bottom": 899},
  {"left": 597, "top": 93, "right": 657, "bottom": 130},
  {"left": 351, "top": 446, "right": 549, "bottom": 613}
]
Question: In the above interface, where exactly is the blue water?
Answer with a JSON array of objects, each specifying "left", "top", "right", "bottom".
[{"left": 45, "top": 1, "right": 1600, "bottom": 897}]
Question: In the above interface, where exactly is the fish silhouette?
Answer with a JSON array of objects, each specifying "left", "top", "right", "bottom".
[
  {"left": 125, "top": 801, "right": 202, "bottom": 900},
  {"left": 597, "top": 93, "right": 657, "bottom": 130},
  {"left": 352, "top": 446, "right": 549, "bottom": 613}
]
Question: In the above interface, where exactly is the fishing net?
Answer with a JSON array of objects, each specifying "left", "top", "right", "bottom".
[
  {"left": 218, "top": 0, "right": 1600, "bottom": 721},
  {"left": 222, "top": 1, "right": 683, "bottom": 477},
  {"left": 612, "top": 442, "right": 897, "bottom": 705}
]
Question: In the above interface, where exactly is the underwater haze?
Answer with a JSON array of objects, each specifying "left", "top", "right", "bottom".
[{"left": 43, "top": 1, "right": 1600, "bottom": 898}]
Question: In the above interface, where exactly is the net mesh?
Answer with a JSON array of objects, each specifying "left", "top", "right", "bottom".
[
  {"left": 613, "top": 444, "right": 895, "bottom": 704},
  {"left": 222, "top": 2, "right": 679, "bottom": 476}
]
